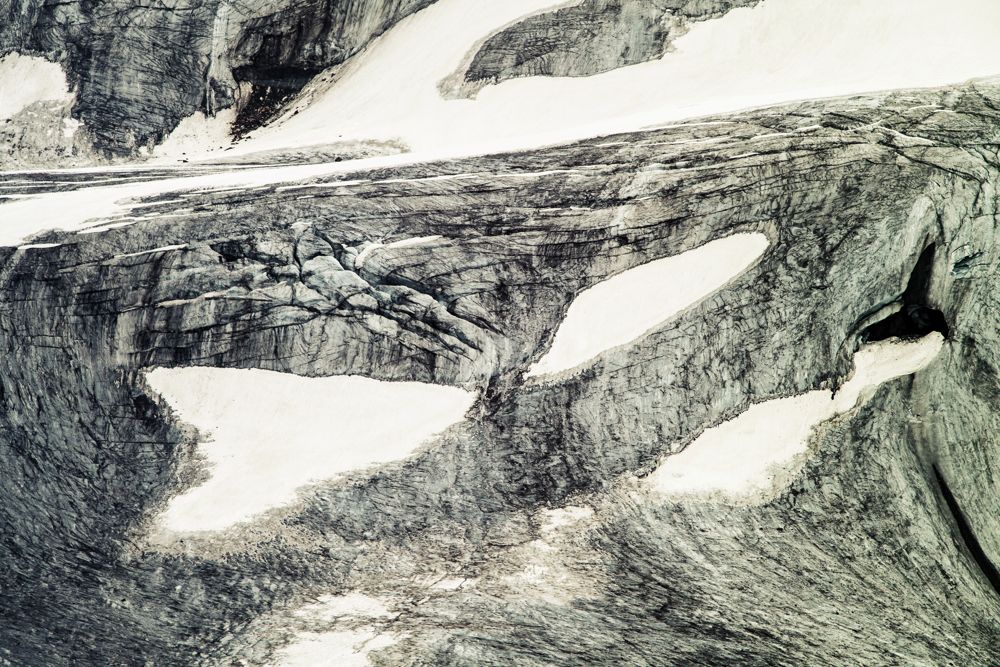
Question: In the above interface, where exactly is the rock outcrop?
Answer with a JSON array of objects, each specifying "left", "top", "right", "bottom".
[
  {"left": 0, "top": 0, "right": 435, "bottom": 155},
  {"left": 455, "top": 0, "right": 762, "bottom": 95}
]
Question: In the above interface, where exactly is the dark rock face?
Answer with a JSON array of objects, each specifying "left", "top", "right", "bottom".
[
  {"left": 227, "top": 0, "right": 433, "bottom": 84},
  {"left": 459, "top": 0, "right": 761, "bottom": 93},
  {"left": 1, "top": 82, "right": 1000, "bottom": 664},
  {"left": 0, "top": 0, "right": 434, "bottom": 155}
]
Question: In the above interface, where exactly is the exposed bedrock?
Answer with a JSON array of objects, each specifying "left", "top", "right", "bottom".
[
  {"left": 1, "top": 82, "right": 1000, "bottom": 663},
  {"left": 456, "top": 0, "right": 762, "bottom": 95},
  {"left": 0, "top": 0, "right": 434, "bottom": 154}
]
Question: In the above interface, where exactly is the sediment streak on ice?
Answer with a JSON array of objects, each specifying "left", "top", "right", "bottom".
[
  {"left": 527, "top": 233, "right": 769, "bottom": 378},
  {"left": 647, "top": 332, "right": 945, "bottom": 503},
  {"left": 144, "top": 367, "right": 475, "bottom": 532}
]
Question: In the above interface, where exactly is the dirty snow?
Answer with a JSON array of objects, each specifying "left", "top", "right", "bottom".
[
  {"left": 271, "top": 629, "right": 397, "bottom": 667},
  {"left": 539, "top": 506, "right": 594, "bottom": 534},
  {"left": 292, "top": 594, "right": 390, "bottom": 623},
  {"left": 153, "top": 108, "right": 237, "bottom": 159},
  {"left": 354, "top": 235, "right": 443, "bottom": 269}
]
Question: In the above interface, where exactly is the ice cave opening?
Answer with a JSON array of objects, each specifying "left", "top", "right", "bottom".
[{"left": 863, "top": 243, "right": 950, "bottom": 342}]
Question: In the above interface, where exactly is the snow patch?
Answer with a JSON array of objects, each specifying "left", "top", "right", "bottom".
[
  {"left": 17, "top": 242, "right": 62, "bottom": 250},
  {"left": 647, "top": 332, "right": 945, "bottom": 503},
  {"left": 271, "top": 629, "right": 397, "bottom": 667},
  {"left": 278, "top": 590, "right": 399, "bottom": 665},
  {"left": 293, "top": 594, "right": 390, "bottom": 623},
  {"left": 144, "top": 367, "right": 475, "bottom": 532},
  {"left": 527, "top": 233, "right": 769, "bottom": 378},
  {"left": 0, "top": 53, "right": 72, "bottom": 120},
  {"left": 61, "top": 117, "right": 81, "bottom": 140},
  {"left": 228, "top": 0, "right": 566, "bottom": 158},
  {"left": 115, "top": 244, "right": 187, "bottom": 259}
]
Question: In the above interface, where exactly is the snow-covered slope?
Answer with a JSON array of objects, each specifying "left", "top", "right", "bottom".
[
  {"left": 220, "top": 0, "right": 1000, "bottom": 161},
  {"left": 0, "top": 0, "right": 439, "bottom": 155}
]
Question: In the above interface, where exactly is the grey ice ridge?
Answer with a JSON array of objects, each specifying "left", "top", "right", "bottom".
[{"left": 2, "top": 0, "right": 1000, "bottom": 665}]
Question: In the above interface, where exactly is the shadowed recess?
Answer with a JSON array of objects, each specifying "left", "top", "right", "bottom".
[
  {"left": 933, "top": 465, "right": 1000, "bottom": 597},
  {"left": 863, "top": 244, "right": 950, "bottom": 341}
]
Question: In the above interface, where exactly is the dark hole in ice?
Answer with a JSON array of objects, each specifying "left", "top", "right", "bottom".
[
  {"left": 210, "top": 240, "right": 248, "bottom": 263},
  {"left": 863, "top": 304, "right": 949, "bottom": 341},
  {"left": 231, "top": 84, "right": 301, "bottom": 138},
  {"left": 862, "top": 244, "right": 950, "bottom": 341},
  {"left": 933, "top": 465, "right": 1000, "bottom": 597}
]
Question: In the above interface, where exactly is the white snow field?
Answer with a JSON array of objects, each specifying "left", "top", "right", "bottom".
[
  {"left": 221, "top": 0, "right": 1000, "bottom": 160},
  {"left": 527, "top": 233, "right": 770, "bottom": 378},
  {"left": 647, "top": 332, "right": 945, "bottom": 503},
  {"left": 144, "top": 367, "right": 475, "bottom": 532},
  {"left": 0, "top": 52, "right": 72, "bottom": 120}
]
